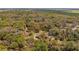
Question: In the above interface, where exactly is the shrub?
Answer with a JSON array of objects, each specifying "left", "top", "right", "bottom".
[
  {"left": 9, "top": 42, "right": 18, "bottom": 49},
  {"left": 63, "top": 41, "right": 77, "bottom": 51},
  {"left": 33, "top": 40, "right": 48, "bottom": 51},
  {"left": 0, "top": 44, "right": 7, "bottom": 51}
]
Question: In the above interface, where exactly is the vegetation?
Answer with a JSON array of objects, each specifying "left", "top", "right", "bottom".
[{"left": 0, "top": 9, "right": 79, "bottom": 51}]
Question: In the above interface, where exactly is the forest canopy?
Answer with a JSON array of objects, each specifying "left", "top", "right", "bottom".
[{"left": 0, "top": 9, "right": 79, "bottom": 51}]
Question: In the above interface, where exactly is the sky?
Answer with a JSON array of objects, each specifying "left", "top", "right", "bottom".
[{"left": 0, "top": 0, "right": 79, "bottom": 8}]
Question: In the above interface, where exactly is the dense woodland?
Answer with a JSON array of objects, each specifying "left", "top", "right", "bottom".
[{"left": 0, "top": 10, "right": 79, "bottom": 51}]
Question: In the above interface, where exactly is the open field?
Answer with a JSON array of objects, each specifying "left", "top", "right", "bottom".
[{"left": 64, "top": 10, "right": 79, "bottom": 13}]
